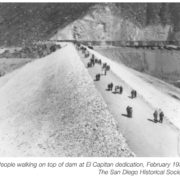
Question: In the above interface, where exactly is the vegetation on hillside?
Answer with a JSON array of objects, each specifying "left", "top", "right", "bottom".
[
  {"left": 0, "top": 3, "right": 95, "bottom": 46},
  {"left": 0, "top": 43, "right": 61, "bottom": 58},
  {"left": 1, "top": 3, "right": 180, "bottom": 46}
]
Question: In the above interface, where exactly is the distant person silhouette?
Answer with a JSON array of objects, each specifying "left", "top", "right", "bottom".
[
  {"left": 134, "top": 90, "right": 137, "bottom": 98},
  {"left": 129, "top": 107, "right": 133, "bottom": 118},
  {"left": 153, "top": 110, "right": 158, "bottom": 123},
  {"left": 110, "top": 83, "right": 113, "bottom": 91},
  {"left": 159, "top": 111, "right": 164, "bottom": 123},
  {"left": 120, "top": 86, "right": 123, "bottom": 94},
  {"left": 126, "top": 106, "right": 130, "bottom": 117},
  {"left": 131, "top": 90, "right": 134, "bottom": 98}
]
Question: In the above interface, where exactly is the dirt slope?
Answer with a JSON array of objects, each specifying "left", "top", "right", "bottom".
[
  {"left": 96, "top": 47, "right": 180, "bottom": 86},
  {"left": 51, "top": 4, "right": 175, "bottom": 42},
  {"left": 0, "top": 44, "right": 133, "bottom": 157}
]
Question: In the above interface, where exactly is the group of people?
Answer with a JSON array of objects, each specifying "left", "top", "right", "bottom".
[
  {"left": 88, "top": 55, "right": 110, "bottom": 78},
  {"left": 95, "top": 58, "right": 102, "bottom": 65},
  {"left": 107, "top": 82, "right": 114, "bottom": 91},
  {"left": 76, "top": 43, "right": 110, "bottom": 78},
  {"left": 87, "top": 54, "right": 102, "bottom": 68},
  {"left": 101, "top": 67, "right": 107, "bottom": 76},
  {"left": 153, "top": 110, "right": 164, "bottom": 123},
  {"left": 75, "top": 42, "right": 165, "bottom": 123},
  {"left": 115, "top": 85, "right": 123, "bottom": 94},
  {"left": 85, "top": 52, "right": 90, "bottom": 58},
  {"left": 101, "top": 63, "right": 110, "bottom": 76}
]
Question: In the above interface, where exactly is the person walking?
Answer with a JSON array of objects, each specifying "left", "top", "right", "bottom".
[
  {"left": 109, "top": 83, "right": 112, "bottom": 91},
  {"left": 157, "top": 109, "right": 161, "bottom": 121},
  {"left": 131, "top": 90, "right": 134, "bottom": 98},
  {"left": 153, "top": 110, "right": 158, "bottom": 123},
  {"left": 120, "top": 86, "right": 123, "bottom": 94},
  {"left": 129, "top": 107, "right": 133, "bottom": 118},
  {"left": 101, "top": 67, "right": 104, "bottom": 75},
  {"left": 159, "top": 111, "right": 164, "bottom": 123},
  {"left": 115, "top": 86, "right": 117, "bottom": 93},
  {"left": 92, "top": 54, "right": 94, "bottom": 60},
  {"left": 98, "top": 74, "right": 101, "bottom": 81},
  {"left": 126, "top": 106, "right": 130, "bottom": 117},
  {"left": 92, "top": 59, "right": 95, "bottom": 66},
  {"left": 107, "top": 83, "right": 110, "bottom": 90},
  {"left": 96, "top": 74, "right": 100, "bottom": 81},
  {"left": 104, "top": 68, "right": 107, "bottom": 75},
  {"left": 96, "top": 74, "right": 98, "bottom": 81},
  {"left": 111, "top": 83, "right": 113, "bottom": 91},
  {"left": 134, "top": 90, "right": 137, "bottom": 98}
]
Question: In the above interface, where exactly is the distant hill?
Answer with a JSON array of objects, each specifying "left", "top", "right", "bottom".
[
  {"left": 0, "top": 3, "right": 95, "bottom": 46},
  {"left": 1, "top": 3, "right": 180, "bottom": 46}
]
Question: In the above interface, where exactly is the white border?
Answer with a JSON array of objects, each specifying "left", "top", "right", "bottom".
[{"left": 0, "top": 1, "right": 180, "bottom": 180}]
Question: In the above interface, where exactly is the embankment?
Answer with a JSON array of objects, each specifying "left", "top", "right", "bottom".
[
  {"left": 0, "top": 44, "right": 134, "bottom": 157},
  {"left": 96, "top": 47, "right": 180, "bottom": 86}
]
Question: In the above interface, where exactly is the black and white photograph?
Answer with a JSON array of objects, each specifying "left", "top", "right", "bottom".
[{"left": 0, "top": 0, "right": 180, "bottom": 161}]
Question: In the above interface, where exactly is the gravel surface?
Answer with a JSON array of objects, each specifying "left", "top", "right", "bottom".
[{"left": 0, "top": 44, "right": 134, "bottom": 157}]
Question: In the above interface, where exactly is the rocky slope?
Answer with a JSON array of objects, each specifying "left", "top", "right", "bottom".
[
  {"left": 0, "top": 44, "right": 134, "bottom": 157},
  {"left": 1, "top": 3, "right": 180, "bottom": 46},
  {"left": 51, "top": 3, "right": 178, "bottom": 42}
]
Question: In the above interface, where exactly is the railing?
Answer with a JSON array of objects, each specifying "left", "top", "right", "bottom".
[{"left": 34, "top": 40, "right": 180, "bottom": 49}]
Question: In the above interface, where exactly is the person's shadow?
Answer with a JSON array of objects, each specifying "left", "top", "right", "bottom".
[
  {"left": 147, "top": 119, "right": 157, "bottom": 123},
  {"left": 122, "top": 114, "right": 129, "bottom": 117}
]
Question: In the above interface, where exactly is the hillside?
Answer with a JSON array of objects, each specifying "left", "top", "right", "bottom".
[
  {"left": 0, "top": 3, "right": 94, "bottom": 46},
  {"left": 96, "top": 47, "right": 180, "bottom": 87},
  {"left": 45, "top": 3, "right": 180, "bottom": 43},
  {"left": 1, "top": 3, "right": 180, "bottom": 46}
]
